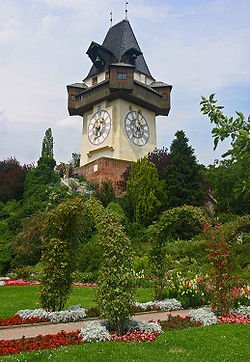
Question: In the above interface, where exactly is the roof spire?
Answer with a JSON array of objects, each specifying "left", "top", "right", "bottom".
[
  {"left": 125, "top": 1, "right": 128, "bottom": 20},
  {"left": 110, "top": 10, "right": 112, "bottom": 28}
]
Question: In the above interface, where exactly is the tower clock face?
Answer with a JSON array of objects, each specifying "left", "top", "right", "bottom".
[
  {"left": 88, "top": 110, "right": 111, "bottom": 145},
  {"left": 124, "top": 111, "right": 149, "bottom": 147}
]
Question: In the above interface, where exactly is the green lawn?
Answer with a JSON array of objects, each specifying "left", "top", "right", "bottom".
[
  {"left": 0, "top": 324, "right": 249, "bottom": 361},
  {"left": 0, "top": 286, "right": 153, "bottom": 318}
]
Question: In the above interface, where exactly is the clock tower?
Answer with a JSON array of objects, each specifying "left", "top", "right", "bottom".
[{"left": 67, "top": 19, "right": 172, "bottom": 190}]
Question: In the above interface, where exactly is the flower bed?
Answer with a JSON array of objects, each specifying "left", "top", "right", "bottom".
[
  {"left": 188, "top": 306, "right": 250, "bottom": 326},
  {"left": 0, "top": 315, "right": 48, "bottom": 327},
  {"left": 0, "top": 330, "right": 82, "bottom": 356},
  {"left": 0, "top": 279, "right": 97, "bottom": 287},
  {"left": 133, "top": 298, "right": 182, "bottom": 312},
  {"left": 159, "top": 315, "right": 202, "bottom": 330}
]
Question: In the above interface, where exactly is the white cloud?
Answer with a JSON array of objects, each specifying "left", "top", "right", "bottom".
[
  {"left": 0, "top": 0, "right": 249, "bottom": 166},
  {"left": 0, "top": 16, "right": 21, "bottom": 44},
  {"left": 36, "top": 14, "right": 59, "bottom": 37}
]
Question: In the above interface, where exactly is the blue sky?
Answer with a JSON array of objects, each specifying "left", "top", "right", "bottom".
[{"left": 0, "top": 0, "right": 249, "bottom": 166}]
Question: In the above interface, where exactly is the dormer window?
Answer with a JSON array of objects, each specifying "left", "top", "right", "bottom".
[
  {"left": 162, "top": 91, "right": 168, "bottom": 102},
  {"left": 92, "top": 77, "right": 97, "bottom": 85},
  {"left": 116, "top": 71, "right": 127, "bottom": 81}
]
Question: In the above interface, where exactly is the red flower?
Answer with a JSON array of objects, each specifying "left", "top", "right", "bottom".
[
  {"left": 212, "top": 305, "right": 215, "bottom": 309},
  {"left": 220, "top": 262, "right": 224, "bottom": 266},
  {"left": 225, "top": 275, "right": 228, "bottom": 279},
  {"left": 221, "top": 242, "right": 225, "bottom": 247},
  {"left": 224, "top": 250, "right": 229, "bottom": 255}
]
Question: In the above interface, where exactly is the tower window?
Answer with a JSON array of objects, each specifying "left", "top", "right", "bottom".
[
  {"left": 116, "top": 71, "right": 128, "bottom": 81},
  {"left": 162, "top": 91, "right": 168, "bottom": 102},
  {"left": 70, "top": 94, "right": 75, "bottom": 101},
  {"left": 92, "top": 77, "right": 97, "bottom": 85}
]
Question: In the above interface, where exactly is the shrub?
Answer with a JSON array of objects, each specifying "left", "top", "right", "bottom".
[
  {"left": 40, "top": 198, "right": 84, "bottom": 311},
  {"left": 93, "top": 182, "right": 116, "bottom": 207},
  {"left": 203, "top": 216, "right": 250, "bottom": 314},
  {"left": 95, "top": 208, "right": 136, "bottom": 335},
  {"left": 126, "top": 158, "right": 165, "bottom": 226}
]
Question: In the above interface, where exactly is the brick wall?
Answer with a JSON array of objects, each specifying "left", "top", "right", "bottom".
[{"left": 73, "top": 157, "right": 131, "bottom": 194}]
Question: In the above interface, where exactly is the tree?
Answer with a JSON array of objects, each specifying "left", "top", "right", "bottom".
[
  {"left": 164, "top": 131, "right": 206, "bottom": 208},
  {"left": 147, "top": 147, "right": 172, "bottom": 180},
  {"left": 70, "top": 152, "right": 81, "bottom": 167},
  {"left": 126, "top": 158, "right": 165, "bottom": 226},
  {"left": 0, "top": 157, "right": 32, "bottom": 203},
  {"left": 41, "top": 128, "right": 54, "bottom": 158},
  {"left": 206, "top": 160, "right": 249, "bottom": 215},
  {"left": 40, "top": 198, "right": 84, "bottom": 311},
  {"left": 95, "top": 208, "right": 135, "bottom": 335},
  {"left": 200, "top": 94, "right": 250, "bottom": 163},
  {"left": 94, "top": 182, "right": 116, "bottom": 208}
]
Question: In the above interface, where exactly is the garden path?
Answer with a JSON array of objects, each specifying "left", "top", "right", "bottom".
[{"left": 0, "top": 308, "right": 192, "bottom": 341}]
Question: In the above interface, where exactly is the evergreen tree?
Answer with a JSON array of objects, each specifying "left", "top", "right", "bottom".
[
  {"left": 41, "top": 128, "right": 54, "bottom": 158},
  {"left": 164, "top": 130, "right": 206, "bottom": 208},
  {"left": 126, "top": 158, "right": 165, "bottom": 226}
]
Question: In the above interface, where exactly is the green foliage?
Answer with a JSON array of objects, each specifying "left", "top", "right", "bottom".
[
  {"left": 24, "top": 160, "right": 59, "bottom": 196},
  {"left": 132, "top": 255, "right": 150, "bottom": 274},
  {"left": 40, "top": 198, "right": 84, "bottom": 311},
  {"left": 0, "top": 217, "right": 15, "bottom": 274},
  {"left": 200, "top": 94, "right": 250, "bottom": 163},
  {"left": 11, "top": 213, "right": 45, "bottom": 267},
  {"left": 206, "top": 160, "right": 249, "bottom": 215},
  {"left": 106, "top": 201, "right": 128, "bottom": 228},
  {"left": 41, "top": 128, "right": 54, "bottom": 158},
  {"left": 12, "top": 266, "right": 33, "bottom": 280},
  {"left": 93, "top": 182, "right": 116, "bottom": 207},
  {"left": 95, "top": 209, "right": 135, "bottom": 335},
  {"left": 70, "top": 152, "right": 81, "bottom": 167},
  {"left": 163, "top": 131, "right": 206, "bottom": 208},
  {"left": 149, "top": 205, "right": 206, "bottom": 242},
  {"left": 77, "top": 237, "right": 102, "bottom": 273},
  {"left": 126, "top": 158, "right": 165, "bottom": 226},
  {"left": 164, "top": 237, "right": 208, "bottom": 272},
  {"left": 148, "top": 206, "right": 205, "bottom": 300},
  {"left": 202, "top": 222, "right": 237, "bottom": 314}
]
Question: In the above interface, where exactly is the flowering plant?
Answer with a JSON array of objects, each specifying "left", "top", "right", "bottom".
[{"left": 202, "top": 222, "right": 236, "bottom": 314}]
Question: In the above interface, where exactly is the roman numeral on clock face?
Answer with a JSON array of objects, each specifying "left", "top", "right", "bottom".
[{"left": 124, "top": 111, "right": 150, "bottom": 147}]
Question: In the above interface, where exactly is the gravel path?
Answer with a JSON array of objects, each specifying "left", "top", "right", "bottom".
[{"left": 0, "top": 309, "right": 192, "bottom": 341}]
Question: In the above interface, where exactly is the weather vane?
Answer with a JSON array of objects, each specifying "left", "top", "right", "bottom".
[
  {"left": 125, "top": 1, "right": 128, "bottom": 20},
  {"left": 110, "top": 10, "right": 112, "bottom": 27}
]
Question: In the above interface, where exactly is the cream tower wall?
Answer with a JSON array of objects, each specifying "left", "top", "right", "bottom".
[{"left": 80, "top": 99, "right": 157, "bottom": 166}]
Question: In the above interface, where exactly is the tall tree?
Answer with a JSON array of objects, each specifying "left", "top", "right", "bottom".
[
  {"left": 41, "top": 128, "right": 54, "bottom": 158},
  {"left": 126, "top": 157, "right": 165, "bottom": 226},
  {"left": 0, "top": 157, "right": 32, "bottom": 203},
  {"left": 147, "top": 147, "right": 172, "bottom": 180},
  {"left": 164, "top": 130, "right": 206, "bottom": 208}
]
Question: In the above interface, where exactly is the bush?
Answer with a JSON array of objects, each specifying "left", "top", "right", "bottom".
[
  {"left": 149, "top": 205, "right": 206, "bottom": 242},
  {"left": 95, "top": 208, "right": 136, "bottom": 335},
  {"left": 93, "top": 182, "right": 116, "bottom": 207},
  {"left": 40, "top": 198, "right": 84, "bottom": 311}
]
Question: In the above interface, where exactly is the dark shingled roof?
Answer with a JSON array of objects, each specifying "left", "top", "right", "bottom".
[{"left": 86, "top": 20, "right": 153, "bottom": 79}]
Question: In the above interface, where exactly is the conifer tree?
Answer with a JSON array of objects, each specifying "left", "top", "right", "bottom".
[
  {"left": 41, "top": 128, "right": 54, "bottom": 158},
  {"left": 164, "top": 130, "right": 206, "bottom": 208},
  {"left": 126, "top": 158, "right": 165, "bottom": 226}
]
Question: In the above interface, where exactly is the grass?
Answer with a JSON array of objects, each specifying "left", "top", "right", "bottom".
[
  {"left": 0, "top": 286, "right": 153, "bottom": 318},
  {"left": 0, "top": 324, "right": 249, "bottom": 361}
]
